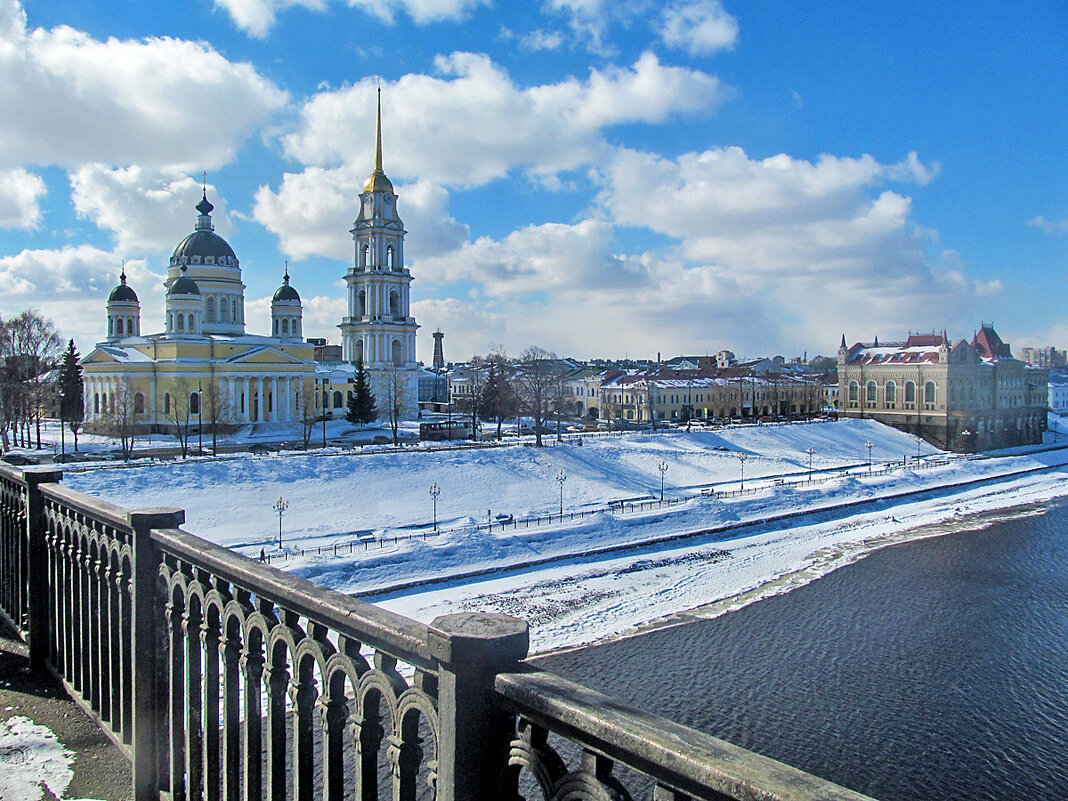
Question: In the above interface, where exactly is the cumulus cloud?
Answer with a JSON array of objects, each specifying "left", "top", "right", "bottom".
[
  {"left": 0, "top": 246, "right": 166, "bottom": 347},
  {"left": 253, "top": 167, "right": 468, "bottom": 260},
  {"left": 659, "top": 0, "right": 739, "bottom": 56},
  {"left": 1027, "top": 215, "right": 1068, "bottom": 235},
  {"left": 213, "top": 0, "right": 489, "bottom": 37},
  {"left": 0, "top": 168, "right": 46, "bottom": 228},
  {"left": 280, "top": 52, "right": 730, "bottom": 186},
  {"left": 70, "top": 167, "right": 234, "bottom": 253},
  {"left": 0, "top": 0, "right": 287, "bottom": 170}
]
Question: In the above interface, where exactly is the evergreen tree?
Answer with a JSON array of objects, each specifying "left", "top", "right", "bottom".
[
  {"left": 57, "top": 339, "right": 84, "bottom": 451},
  {"left": 345, "top": 357, "right": 378, "bottom": 424}
]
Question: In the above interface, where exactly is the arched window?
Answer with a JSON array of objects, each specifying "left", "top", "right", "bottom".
[
  {"left": 94, "top": 393, "right": 100, "bottom": 414},
  {"left": 389, "top": 290, "right": 400, "bottom": 316},
  {"left": 102, "top": 392, "right": 108, "bottom": 413},
  {"left": 128, "top": 317, "right": 136, "bottom": 335},
  {"left": 386, "top": 245, "right": 395, "bottom": 270},
  {"left": 206, "top": 297, "right": 215, "bottom": 322},
  {"left": 392, "top": 339, "right": 404, "bottom": 366},
  {"left": 268, "top": 393, "right": 273, "bottom": 413},
  {"left": 333, "top": 391, "right": 343, "bottom": 409},
  {"left": 282, "top": 318, "right": 289, "bottom": 336},
  {"left": 164, "top": 393, "right": 171, "bottom": 415},
  {"left": 355, "top": 339, "right": 364, "bottom": 363},
  {"left": 866, "top": 381, "right": 877, "bottom": 403},
  {"left": 176, "top": 314, "right": 185, "bottom": 333},
  {"left": 886, "top": 381, "right": 897, "bottom": 403},
  {"left": 274, "top": 319, "right": 279, "bottom": 336},
  {"left": 221, "top": 299, "right": 229, "bottom": 322},
  {"left": 924, "top": 382, "right": 936, "bottom": 404},
  {"left": 357, "top": 289, "right": 366, "bottom": 317},
  {"left": 134, "top": 393, "right": 144, "bottom": 414},
  {"left": 848, "top": 381, "right": 859, "bottom": 402},
  {"left": 188, "top": 314, "right": 196, "bottom": 333},
  {"left": 232, "top": 298, "right": 238, "bottom": 322},
  {"left": 360, "top": 243, "right": 370, "bottom": 268},
  {"left": 108, "top": 318, "right": 113, "bottom": 336},
  {"left": 905, "top": 381, "right": 916, "bottom": 403},
  {"left": 190, "top": 392, "right": 200, "bottom": 415}
]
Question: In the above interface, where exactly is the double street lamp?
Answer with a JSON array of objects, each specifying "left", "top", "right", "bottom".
[
  {"left": 555, "top": 470, "right": 567, "bottom": 516},
  {"left": 805, "top": 447, "right": 816, "bottom": 476},
  {"left": 865, "top": 441, "right": 875, "bottom": 472},
  {"left": 273, "top": 496, "right": 288, "bottom": 549},
  {"left": 657, "top": 460, "right": 669, "bottom": 501},
  {"left": 429, "top": 483, "right": 441, "bottom": 532},
  {"left": 737, "top": 451, "right": 748, "bottom": 491}
]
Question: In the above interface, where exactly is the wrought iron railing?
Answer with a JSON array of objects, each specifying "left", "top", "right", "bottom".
[{"left": 0, "top": 463, "right": 876, "bottom": 801}]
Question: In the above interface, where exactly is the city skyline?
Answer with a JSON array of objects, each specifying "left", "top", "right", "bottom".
[{"left": 1, "top": 0, "right": 1065, "bottom": 362}]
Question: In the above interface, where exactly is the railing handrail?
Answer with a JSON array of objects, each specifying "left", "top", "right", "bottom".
[
  {"left": 154, "top": 526, "right": 436, "bottom": 669},
  {"left": 39, "top": 481, "right": 133, "bottom": 532},
  {"left": 496, "top": 669, "right": 877, "bottom": 801}
]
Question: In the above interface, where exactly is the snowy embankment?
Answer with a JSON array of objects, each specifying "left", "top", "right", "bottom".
[{"left": 67, "top": 419, "right": 1068, "bottom": 654}]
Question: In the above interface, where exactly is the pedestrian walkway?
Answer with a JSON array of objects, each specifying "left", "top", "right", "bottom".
[{"left": 0, "top": 617, "right": 130, "bottom": 801}]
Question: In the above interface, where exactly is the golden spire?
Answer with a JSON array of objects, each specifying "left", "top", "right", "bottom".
[{"left": 363, "top": 85, "right": 394, "bottom": 194}]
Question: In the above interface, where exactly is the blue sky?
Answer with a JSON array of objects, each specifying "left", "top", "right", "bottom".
[{"left": 1, "top": 0, "right": 1065, "bottom": 362}]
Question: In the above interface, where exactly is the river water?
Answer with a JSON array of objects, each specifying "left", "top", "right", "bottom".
[{"left": 534, "top": 498, "right": 1068, "bottom": 801}]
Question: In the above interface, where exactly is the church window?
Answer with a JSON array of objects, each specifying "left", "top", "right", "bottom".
[
  {"left": 905, "top": 381, "right": 916, "bottom": 403},
  {"left": 94, "top": 393, "right": 100, "bottom": 414},
  {"left": 866, "top": 381, "right": 877, "bottom": 404},
  {"left": 190, "top": 392, "right": 200, "bottom": 415},
  {"left": 134, "top": 393, "right": 144, "bottom": 414},
  {"left": 848, "top": 381, "right": 859, "bottom": 402},
  {"left": 232, "top": 299, "right": 238, "bottom": 321},
  {"left": 386, "top": 245, "right": 395, "bottom": 270},
  {"left": 333, "top": 391, "right": 343, "bottom": 409},
  {"left": 221, "top": 300, "right": 228, "bottom": 322},
  {"left": 357, "top": 290, "right": 366, "bottom": 318},
  {"left": 102, "top": 392, "right": 108, "bottom": 413},
  {"left": 268, "top": 393, "right": 273, "bottom": 413},
  {"left": 886, "top": 382, "right": 896, "bottom": 404},
  {"left": 164, "top": 393, "right": 171, "bottom": 415},
  {"left": 240, "top": 393, "right": 245, "bottom": 414},
  {"left": 355, "top": 339, "right": 364, "bottom": 362},
  {"left": 188, "top": 314, "right": 196, "bottom": 333},
  {"left": 274, "top": 320, "right": 279, "bottom": 336},
  {"left": 128, "top": 317, "right": 136, "bottom": 335},
  {"left": 360, "top": 243, "right": 369, "bottom": 269},
  {"left": 282, "top": 319, "right": 289, "bottom": 336},
  {"left": 924, "top": 382, "right": 936, "bottom": 404},
  {"left": 117, "top": 318, "right": 125, "bottom": 336},
  {"left": 206, "top": 297, "right": 215, "bottom": 322},
  {"left": 389, "top": 290, "right": 400, "bottom": 316},
  {"left": 176, "top": 315, "right": 185, "bottom": 333},
  {"left": 322, "top": 391, "right": 328, "bottom": 409}
]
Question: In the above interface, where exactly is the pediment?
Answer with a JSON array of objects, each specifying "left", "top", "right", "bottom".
[{"left": 225, "top": 346, "right": 310, "bottom": 365}]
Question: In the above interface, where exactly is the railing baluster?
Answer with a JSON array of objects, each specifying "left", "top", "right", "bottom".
[{"left": 202, "top": 593, "right": 223, "bottom": 801}]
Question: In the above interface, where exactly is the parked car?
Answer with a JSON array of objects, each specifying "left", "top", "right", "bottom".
[
  {"left": 2, "top": 453, "right": 39, "bottom": 465},
  {"left": 248, "top": 443, "right": 274, "bottom": 454}
]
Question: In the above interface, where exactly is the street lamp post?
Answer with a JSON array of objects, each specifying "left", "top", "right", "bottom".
[
  {"left": 198, "top": 381, "right": 204, "bottom": 455},
  {"left": 273, "top": 496, "right": 288, "bottom": 549},
  {"left": 429, "top": 482, "right": 441, "bottom": 532},
  {"left": 865, "top": 441, "right": 875, "bottom": 472},
  {"left": 657, "top": 459, "right": 668, "bottom": 501},
  {"left": 555, "top": 469, "right": 567, "bottom": 516},
  {"left": 806, "top": 447, "right": 815, "bottom": 476},
  {"left": 737, "top": 451, "right": 747, "bottom": 491}
]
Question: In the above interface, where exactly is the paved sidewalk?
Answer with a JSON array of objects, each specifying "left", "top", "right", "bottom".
[{"left": 0, "top": 617, "right": 131, "bottom": 801}]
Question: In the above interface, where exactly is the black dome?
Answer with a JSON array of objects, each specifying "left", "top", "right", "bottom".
[
  {"left": 168, "top": 273, "right": 201, "bottom": 296},
  {"left": 108, "top": 273, "right": 138, "bottom": 302},
  {"left": 273, "top": 268, "right": 301, "bottom": 302},
  {"left": 171, "top": 230, "right": 237, "bottom": 263}
]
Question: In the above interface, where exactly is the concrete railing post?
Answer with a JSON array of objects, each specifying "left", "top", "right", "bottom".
[
  {"left": 429, "top": 612, "right": 529, "bottom": 801},
  {"left": 23, "top": 468, "right": 62, "bottom": 671},
  {"left": 129, "top": 508, "right": 185, "bottom": 801}
]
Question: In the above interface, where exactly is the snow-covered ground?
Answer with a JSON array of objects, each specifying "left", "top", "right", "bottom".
[{"left": 64, "top": 418, "right": 1068, "bottom": 654}]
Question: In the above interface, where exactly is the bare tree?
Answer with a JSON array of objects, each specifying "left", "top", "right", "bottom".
[
  {"left": 0, "top": 310, "right": 63, "bottom": 450},
  {"left": 200, "top": 377, "right": 233, "bottom": 454},
  {"left": 295, "top": 379, "right": 319, "bottom": 449},
  {"left": 166, "top": 378, "right": 195, "bottom": 457},
  {"left": 514, "top": 346, "right": 561, "bottom": 447},
  {"left": 383, "top": 364, "right": 407, "bottom": 445},
  {"left": 98, "top": 379, "right": 141, "bottom": 460}
]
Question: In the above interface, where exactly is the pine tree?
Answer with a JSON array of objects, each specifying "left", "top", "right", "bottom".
[
  {"left": 345, "top": 357, "right": 378, "bottom": 424},
  {"left": 57, "top": 339, "right": 84, "bottom": 451}
]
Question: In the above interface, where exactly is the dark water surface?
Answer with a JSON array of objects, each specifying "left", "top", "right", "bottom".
[{"left": 534, "top": 499, "right": 1068, "bottom": 801}]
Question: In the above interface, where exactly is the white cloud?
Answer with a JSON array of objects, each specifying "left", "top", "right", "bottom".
[
  {"left": 1027, "top": 215, "right": 1068, "bottom": 235},
  {"left": 659, "top": 0, "right": 739, "bottom": 56},
  {"left": 0, "top": 168, "right": 46, "bottom": 228},
  {"left": 280, "top": 52, "right": 729, "bottom": 187},
  {"left": 0, "top": 246, "right": 166, "bottom": 348},
  {"left": 253, "top": 167, "right": 468, "bottom": 260},
  {"left": 0, "top": 1, "right": 287, "bottom": 171},
  {"left": 213, "top": 0, "right": 489, "bottom": 37},
  {"left": 70, "top": 167, "right": 233, "bottom": 253}
]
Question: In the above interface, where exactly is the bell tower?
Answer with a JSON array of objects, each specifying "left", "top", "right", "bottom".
[{"left": 339, "top": 89, "right": 418, "bottom": 370}]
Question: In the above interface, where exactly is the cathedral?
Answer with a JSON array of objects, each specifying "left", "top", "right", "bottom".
[{"left": 82, "top": 94, "right": 421, "bottom": 434}]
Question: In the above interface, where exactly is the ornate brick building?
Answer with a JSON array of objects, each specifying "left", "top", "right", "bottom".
[{"left": 837, "top": 324, "right": 1048, "bottom": 451}]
